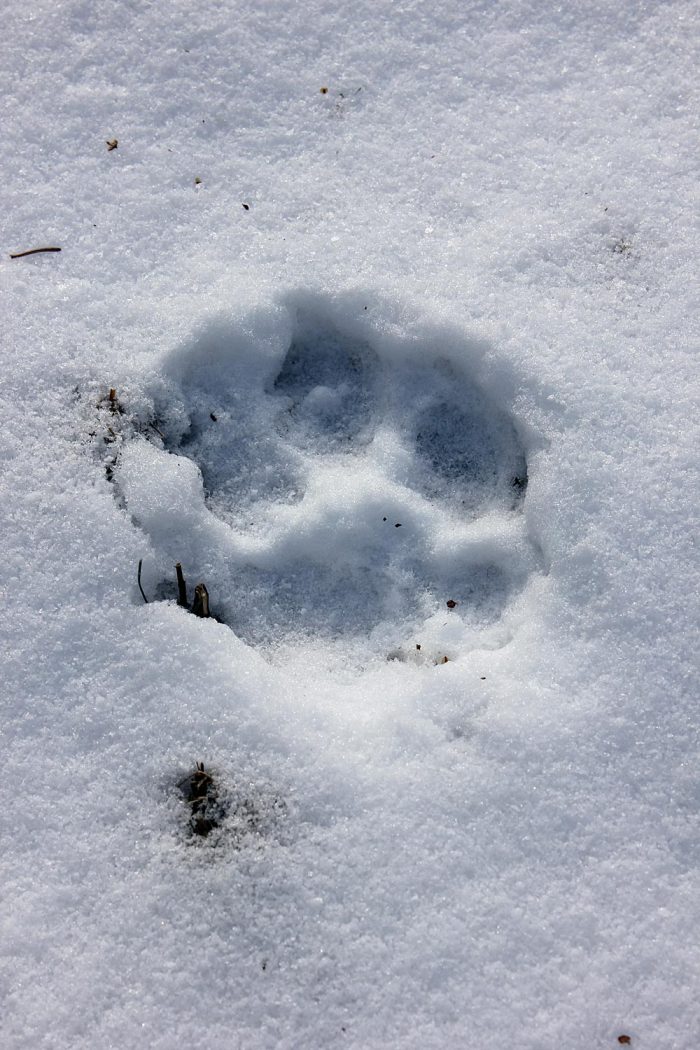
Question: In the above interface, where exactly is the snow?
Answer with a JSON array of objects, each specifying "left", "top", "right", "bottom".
[{"left": 1, "top": 0, "right": 698, "bottom": 1047}]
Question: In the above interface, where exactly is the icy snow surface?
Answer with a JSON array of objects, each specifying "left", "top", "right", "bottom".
[{"left": 1, "top": 1, "right": 698, "bottom": 1047}]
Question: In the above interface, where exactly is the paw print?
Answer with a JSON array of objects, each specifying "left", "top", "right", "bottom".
[{"left": 117, "top": 295, "right": 541, "bottom": 665}]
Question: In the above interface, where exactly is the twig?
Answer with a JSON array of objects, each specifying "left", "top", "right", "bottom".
[
  {"left": 192, "top": 583, "right": 210, "bottom": 618},
  {"left": 106, "top": 388, "right": 125, "bottom": 415},
  {"left": 177, "top": 769, "right": 212, "bottom": 789},
  {"left": 9, "top": 247, "right": 62, "bottom": 259},
  {"left": 137, "top": 559, "right": 149, "bottom": 603},
  {"left": 175, "top": 562, "right": 188, "bottom": 607}
]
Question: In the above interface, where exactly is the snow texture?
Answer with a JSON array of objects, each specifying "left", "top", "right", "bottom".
[{"left": 1, "top": 1, "right": 699, "bottom": 1048}]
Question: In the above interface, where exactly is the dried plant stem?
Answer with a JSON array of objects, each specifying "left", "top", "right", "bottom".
[
  {"left": 192, "top": 583, "right": 210, "bottom": 618},
  {"left": 10, "top": 247, "right": 62, "bottom": 259},
  {"left": 175, "top": 562, "right": 188, "bottom": 608},
  {"left": 137, "top": 560, "right": 149, "bottom": 604}
]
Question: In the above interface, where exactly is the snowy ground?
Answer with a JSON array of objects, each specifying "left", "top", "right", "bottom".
[{"left": 1, "top": 1, "right": 699, "bottom": 1047}]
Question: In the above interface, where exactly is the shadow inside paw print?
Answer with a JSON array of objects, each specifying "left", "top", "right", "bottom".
[
  {"left": 415, "top": 398, "right": 528, "bottom": 512},
  {"left": 273, "top": 322, "right": 379, "bottom": 451},
  {"left": 121, "top": 294, "right": 541, "bottom": 661},
  {"left": 212, "top": 558, "right": 514, "bottom": 649}
]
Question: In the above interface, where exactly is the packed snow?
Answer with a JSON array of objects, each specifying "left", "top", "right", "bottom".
[{"left": 1, "top": 1, "right": 698, "bottom": 1048}]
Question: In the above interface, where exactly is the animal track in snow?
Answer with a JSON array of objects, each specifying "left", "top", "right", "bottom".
[{"left": 118, "top": 295, "right": 541, "bottom": 664}]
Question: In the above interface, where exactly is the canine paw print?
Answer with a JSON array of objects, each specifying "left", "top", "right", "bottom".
[{"left": 117, "top": 295, "right": 542, "bottom": 665}]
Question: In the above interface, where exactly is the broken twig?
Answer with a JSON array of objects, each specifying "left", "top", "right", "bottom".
[
  {"left": 175, "top": 562, "right": 188, "bottom": 608},
  {"left": 192, "top": 583, "right": 210, "bottom": 618},
  {"left": 137, "top": 559, "right": 149, "bottom": 603},
  {"left": 9, "top": 247, "right": 62, "bottom": 259},
  {"left": 180, "top": 762, "right": 220, "bottom": 837}
]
